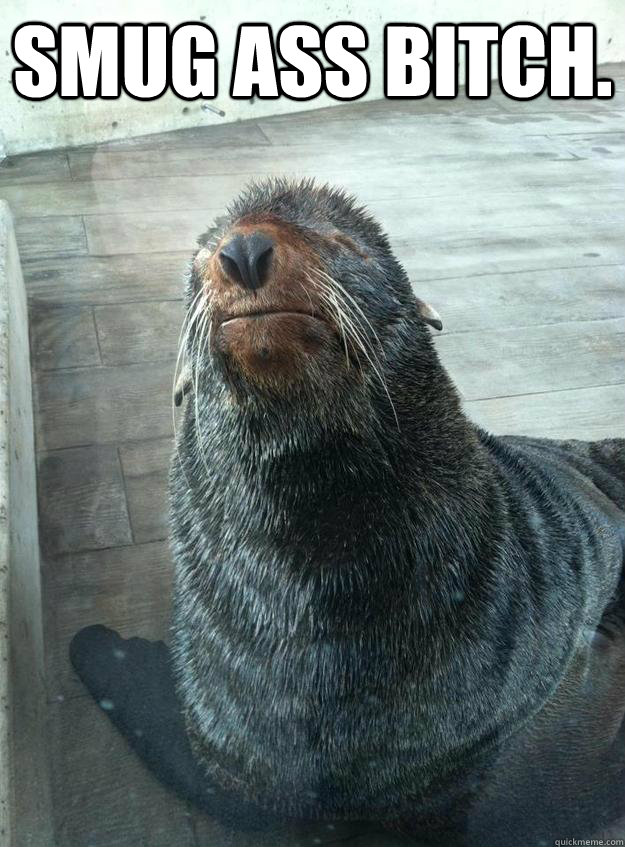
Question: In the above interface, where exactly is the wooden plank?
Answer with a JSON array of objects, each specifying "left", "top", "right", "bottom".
[
  {"left": 321, "top": 88, "right": 511, "bottom": 121},
  {"left": 29, "top": 304, "right": 101, "bottom": 371},
  {"left": 48, "top": 697, "right": 195, "bottom": 847},
  {"left": 556, "top": 130, "right": 625, "bottom": 160},
  {"left": 22, "top": 251, "right": 188, "bottom": 307},
  {"left": 596, "top": 63, "right": 625, "bottom": 78},
  {"left": 258, "top": 109, "right": 625, "bottom": 147},
  {"left": 88, "top": 216, "right": 625, "bottom": 265},
  {"left": 20, "top": 244, "right": 623, "bottom": 313},
  {"left": 95, "top": 300, "right": 183, "bottom": 365},
  {"left": 43, "top": 541, "right": 173, "bottom": 702},
  {"left": 266, "top": 102, "right": 625, "bottom": 137},
  {"left": 66, "top": 135, "right": 576, "bottom": 182},
  {"left": 496, "top": 79, "right": 625, "bottom": 114},
  {"left": 119, "top": 438, "right": 172, "bottom": 544},
  {"left": 14, "top": 215, "right": 87, "bottom": 258},
  {"left": 5, "top": 155, "right": 623, "bottom": 218},
  {"left": 0, "top": 150, "right": 70, "bottom": 185},
  {"left": 465, "top": 383, "right": 625, "bottom": 441},
  {"left": 79, "top": 185, "right": 624, "bottom": 257},
  {"left": 368, "top": 188, "right": 625, "bottom": 239},
  {"left": 435, "top": 317, "right": 625, "bottom": 401},
  {"left": 37, "top": 445, "right": 132, "bottom": 555},
  {"left": 356, "top": 159, "right": 624, "bottom": 204},
  {"left": 93, "top": 263, "right": 625, "bottom": 361},
  {"left": 1, "top": 178, "right": 230, "bottom": 220},
  {"left": 419, "top": 264, "right": 625, "bottom": 334},
  {"left": 84, "top": 209, "right": 217, "bottom": 255},
  {"left": 397, "top": 226, "right": 625, "bottom": 283},
  {"left": 95, "top": 119, "right": 270, "bottom": 151},
  {"left": 261, "top": 104, "right": 624, "bottom": 137},
  {"left": 497, "top": 94, "right": 625, "bottom": 115},
  {"left": 34, "top": 361, "right": 174, "bottom": 450}
]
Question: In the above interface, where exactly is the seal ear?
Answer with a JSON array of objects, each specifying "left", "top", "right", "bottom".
[
  {"left": 415, "top": 298, "right": 443, "bottom": 331},
  {"left": 174, "top": 366, "right": 192, "bottom": 407}
]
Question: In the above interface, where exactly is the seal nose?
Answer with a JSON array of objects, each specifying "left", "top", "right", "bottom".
[{"left": 219, "top": 232, "right": 274, "bottom": 291}]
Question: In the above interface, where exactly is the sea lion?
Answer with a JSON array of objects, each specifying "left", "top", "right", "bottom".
[{"left": 71, "top": 179, "right": 625, "bottom": 846}]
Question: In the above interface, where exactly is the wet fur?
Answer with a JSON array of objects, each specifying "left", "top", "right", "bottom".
[{"left": 169, "top": 180, "right": 625, "bottom": 827}]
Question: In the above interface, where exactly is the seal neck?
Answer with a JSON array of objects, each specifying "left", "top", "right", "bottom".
[{"left": 186, "top": 330, "right": 498, "bottom": 595}]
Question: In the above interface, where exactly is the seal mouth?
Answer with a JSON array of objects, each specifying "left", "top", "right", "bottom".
[
  {"left": 219, "top": 308, "right": 326, "bottom": 328},
  {"left": 213, "top": 305, "right": 338, "bottom": 386}
]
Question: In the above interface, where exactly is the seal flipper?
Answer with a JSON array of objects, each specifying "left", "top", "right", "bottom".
[{"left": 69, "top": 625, "right": 281, "bottom": 831}]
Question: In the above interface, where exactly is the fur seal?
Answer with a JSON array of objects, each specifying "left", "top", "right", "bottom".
[{"left": 71, "top": 179, "right": 625, "bottom": 846}]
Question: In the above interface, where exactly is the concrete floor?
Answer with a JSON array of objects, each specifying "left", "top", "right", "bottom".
[{"left": 0, "top": 66, "right": 624, "bottom": 846}]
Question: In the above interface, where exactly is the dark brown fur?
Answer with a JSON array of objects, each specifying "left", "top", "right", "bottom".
[{"left": 163, "top": 180, "right": 625, "bottom": 845}]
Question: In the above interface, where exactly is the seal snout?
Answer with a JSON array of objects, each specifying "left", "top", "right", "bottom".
[
  {"left": 201, "top": 218, "right": 342, "bottom": 389},
  {"left": 219, "top": 231, "right": 274, "bottom": 292}
]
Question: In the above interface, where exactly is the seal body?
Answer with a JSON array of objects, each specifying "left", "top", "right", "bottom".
[{"left": 169, "top": 180, "right": 625, "bottom": 833}]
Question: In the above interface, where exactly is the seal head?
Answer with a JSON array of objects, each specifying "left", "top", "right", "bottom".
[{"left": 179, "top": 179, "right": 442, "bottom": 429}]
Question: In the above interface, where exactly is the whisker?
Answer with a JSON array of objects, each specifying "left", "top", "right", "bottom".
[
  {"left": 295, "top": 277, "right": 316, "bottom": 318},
  {"left": 317, "top": 269, "right": 387, "bottom": 357},
  {"left": 303, "top": 278, "right": 351, "bottom": 369},
  {"left": 172, "top": 286, "right": 206, "bottom": 489},
  {"left": 316, "top": 284, "right": 351, "bottom": 369},
  {"left": 310, "top": 275, "right": 374, "bottom": 367},
  {"left": 309, "top": 271, "right": 400, "bottom": 431},
  {"left": 173, "top": 287, "right": 206, "bottom": 398},
  {"left": 314, "top": 273, "right": 391, "bottom": 407},
  {"left": 192, "top": 311, "right": 212, "bottom": 476},
  {"left": 198, "top": 316, "right": 214, "bottom": 471},
  {"left": 312, "top": 281, "right": 365, "bottom": 369}
]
